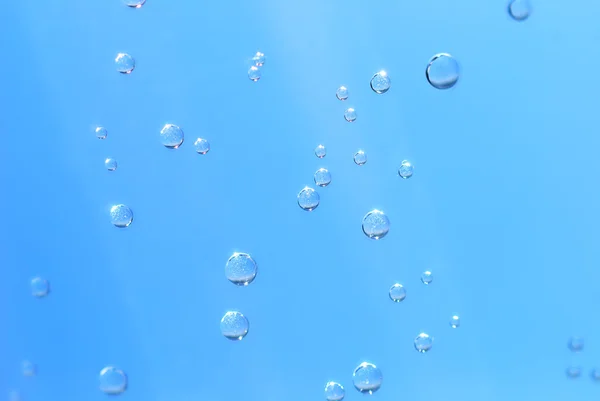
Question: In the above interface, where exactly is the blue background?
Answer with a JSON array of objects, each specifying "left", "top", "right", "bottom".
[{"left": 2, "top": 0, "right": 600, "bottom": 400}]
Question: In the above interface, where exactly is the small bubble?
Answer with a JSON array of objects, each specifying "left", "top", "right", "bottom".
[
  {"left": 450, "top": 315, "right": 460, "bottom": 328},
  {"left": 95, "top": 126, "right": 107, "bottom": 140},
  {"left": 344, "top": 108, "right": 357, "bottom": 122},
  {"left": 31, "top": 277, "right": 50, "bottom": 298},
  {"left": 160, "top": 124, "right": 184, "bottom": 149},
  {"left": 324, "top": 381, "right": 345, "bottom": 401},
  {"left": 389, "top": 283, "right": 406, "bottom": 302},
  {"left": 194, "top": 138, "right": 210, "bottom": 155},
  {"left": 8, "top": 391, "right": 20, "bottom": 401},
  {"left": 352, "top": 362, "right": 382, "bottom": 394},
  {"left": 298, "top": 187, "right": 320, "bottom": 211},
  {"left": 591, "top": 369, "right": 600, "bottom": 381},
  {"left": 220, "top": 311, "right": 249, "bottom": 341},
  {"left": 398, "top": 160, "right": 413, "bottom": 179},
  {"left": 421, "top": 271, "right": 433, "bottom": 285},
  {"left": 110, "top": 204, "right": 134, "bottom": 228},
  {"left": 314, "top": 168, "right": 332, "bottom": 187},
  {"left": 248, "top": 66, "right": 261, "bottom": 81},
  {"left": 99, "top": 366, "right": 128, "bottom": 395},
  {"left": 426, "top": 53, "right": 459, "bottom": 90},
  {"left": 568, "top": 337, "right": 584, "bottom": 352},
  {"left": 122, "top": 0, "right": 145, "bottom": 7},
  {"left": 508, "top": 0, "right": 531, "bottom": 20},
  {"left": 353, "top": 150, "right": 367, "bottom": 166},
  {"left": 315, "top": 144, "right": 327, "bottom": 158},
  {"left": 336, "top": 86, "right": 349, "bottom": 101},
  {"left": 22, "top": 361, "right": 36, "bottom": 377},
  {"left": 252, "top": 51, "right": 266, "bottom": 67},
  {"left": 370, "top": 70, "right": 391, "bottom": 94},
  {"left": 115, "top": 53, "right": 135, "bottom": 74},
  {"left": 566, "top": 366, "right": 582, "bottom": 379},
  {"left": 225, "top": 252, "right": 258, "bottom": 286},
  {"left": 105, "top": 158, "right": 117, "bottom": 171},
  {"left": 362, "top": 209, "right": 390, "bottom": 240},
  {"left": 414, "top": 332, "right": 433, "bottom": 353}
]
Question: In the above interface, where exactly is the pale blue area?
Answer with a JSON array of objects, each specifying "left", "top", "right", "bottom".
[{"left": 1, "top": 0, "right": 600, "bottom": 400}]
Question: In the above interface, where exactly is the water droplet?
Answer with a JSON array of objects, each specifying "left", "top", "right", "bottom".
[
  {"left": 508, "top": 0, "right": 531, "bottom": 20},
  {"left": 370, "top": 70, "right": 391, "bottom": 94},
  {"left": 105, "top": 158, "right": 117, "bottom": 171},
  {"left": 324, "top": 381, "right": 345, "bottom": 401},
  {"left": 398, "top": 160, "right": 413, "bottom": 179},
  {"left": 414, "top": 332, "right": 433, "bottom": 353},
  {"left": 220, "top": 311, "right": 249, "bottom": 341},
  {"left": 248, "top": 66, "right": 261, "bottom": 81},
  {"left": 421, "top": 271, "right": 433, "bottom": 285},
  {"left": 122, "top": 0, "right": 145, "bottom": 7},
  {"left": 344, "top": 108, "right": 357, "bottom": 122},
  {"left": 336, "top": 86, "right": 349, "bottom": 101},
  {"left": 389, "top": 283, "right": 406, "bottom": 302},
  {"left": 115, "top": 53, "right": 135, "bottom": 74},
  {"left": 591, "top": 369, "right": 600, "bottom": 381},
  {"left": 450, "top": 315, "right": 460, "bottom": 328},
  {"left": 22, "top": 361, "right": 36, "bottom": 377},
  {"left": 95, "top": 126, "right": 107, "bottom": 140},
  {"left": 426, "top": 53, "right": 459, "bottom": 90},
  {"left": 252, "top": 52, "right": 266, "bottom": 67},
  {"left": 99, "top": 366, "right": 128, "bottom": 395},
  {"left": 314, "top": 168, "right": 332, "bottom": 187},
  {"left": 298, "top": 187, "right": 320, "bottom": 211},
  {"left": 315, "top": 144, "right": 327, "bottom": 158},
  {"left": 353, "top": 150, "right": 367, "bottom": 166},
  {"left": 566, "top": 366, "right": 582, "bottom": 379},
  {"left": 31, "top": 277, "right": 50, "bottom": 298},
  {"left": 225, "top": 253, "right": 257, "bottom": 286},
  {"left": 110, "top": 204, "right": 134, "bottom": 228},
  {"left": 362, "top": 209, "right": 390, "bottom": 240},
  {"left": 352, "top": 362, "right": 382, "bottom": 394},
  {"left": 568, "top": 337, "right": 584, "bottom": 352},
  {"left": 160, "top": 124, "right": 184, "bottom": 149},
  {"left": 194, "top": 138, "right": 210, "bottom": 155}
]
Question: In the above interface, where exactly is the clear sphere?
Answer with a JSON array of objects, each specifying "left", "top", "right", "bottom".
[
  {"left": 110, "top": 204, "right": 134, "bottom": 228},
  {"left": 568, "top": 337, "right": 584, "bottom": 352},
  {"left": 225, "top": 252, "right": 258, "bottom": 286},
  {"left": 336, "top": 86, "right": 349, "bottom": 101},
  {"left": 566, "top": 366, "right": 582, "bottom": 379},
  {"left": 370, "top": 70, "right": 391, "bottom": 94},
  {"left": 508, "top": 0, "right": 531, "bottom": 21},
  {"left": 99, "top": 366, "right": 128, "bottom": 395},
  {"left": 450, "top": 315, "right": 460, "bottom": 328},
  {"left": 352, "top": 362, "right": 383, "bottom": 394},
  {"left": 362, "top": 209, "right": 390, "bottom": 240},
  {"left": 398, "top": 160, "right": 413, "bottom": 179},
  {"left": 414, "top": 332, "right": 433, "bottom": 353},
  {"left": 115, "top": 53, "right": 135, "bottom": 74},
  {"left": 314, "top": 168, "right": 332, "bottom": 187},
  {"left": 194, "top": 138, "right": 210, "bottom": 154},
  {"left": 354, "top": 150, "right": 367, "bottom": 166},
  {"left": 31, "top": 277, "right": 50, "bottom": 298},
  {"left": 220, "top": 311, "right": 249, "bottom": 340},
  {"left": 344, "top": 108, "right": 357, "bottom": 122},
  {"left": 324, "top": 381, "right": 345, "bottom": 401},
  {"left": 248, "top": 66, "right": 261, "bottom": 81},
  {"left": 160, "top": 124, "right": 184, "bottom": 149},
  {"left": 122, "top": 0, "right": 145, "bottom": 7},
  {"left": 105, "top": 158, "right": 117, "bottom": 171},
  {"left": 389, "top": 283, "right": 406, "bottom": 302},
  {"left": 252, "top": 51, "right": 266, "bottom": 67},
  {"left": 298, "top": 187, "right": 320, "bottom": 211},
  {"left": 591, "top": 369, "right": 600, "bottom": 381},
  {"left": 9, "top": 391, "right": 21, "bottom": 401},
  {"left": 426, "top": 53, "right": 459, "bottom": 90},
  {"left": 22, "top": 361, "right": 36, "bottom": 377},
  {"left": 421, "top": 271, "right": 433, "bottom": 285},
  {"left": 315, "top": 144, "right": 327, "bottom": 158},
  {"left": 95, "top": 126, "right": 107, "bottom": 140}
]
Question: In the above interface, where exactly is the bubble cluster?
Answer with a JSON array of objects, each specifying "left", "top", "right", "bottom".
[
  {"left": 248, "top": 51, "right": 266, "bottom": 81},
  {"left": 220, "top": 311, "right": 249, "bottom": 341}
]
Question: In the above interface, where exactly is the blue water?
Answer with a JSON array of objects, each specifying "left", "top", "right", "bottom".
[{"left": 2, "top": 0, "right": 600, "bottom": 400}]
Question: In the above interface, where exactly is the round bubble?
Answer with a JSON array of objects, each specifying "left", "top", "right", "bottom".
[
  {"left": 344, "top": 108, "right": 357, "bottom": 122},
  {"left": 252, "top": 52, "right": 266, "bottom": 67},
  {"left": 9, "top": 391, "right": 21, "bottom": 401},
  {"left": 352, "top": 362, "right": 382, "bottom": 394},
  {"left": 315, "top": 144, "right": 326, "bottom": 158},
  {"left": 22, "top": 361, "right": 36, "bottom": 377},
  {"left": 122, "top": 0, "right": 146, "bottom": 7},
  {"left": 110, "top": 204, "right": 134, "bottom": 228},
  {"left": 314, "top": 168, "right": 332, "bottom": 187},
  {"left": 248, "top": 66, "right": 261, "bottom": 81},
  {"left": 354, "top": 150, "right": 367, "bottom": 166},
  {"left": 414, "top": 332, "right": 433, "bottom": 353},
  {"left": 220, "top": 311, "right": 249, "bottom": 340},
  {"left": 105, "top": 158, "right": 117, "bottom": 171},
  {"left": 370, "top": 70, "right": 391, "bottom": 94},
  {"left": 591, "top": 369, "right": 600, "bottom": 381},
  {"left": 115, "top": 53, "right": 135, "bottom": 74},
  {"left": 298, "top": 187, "right": 320, "bottom": 211},
  {"left": 336, "top": 86, "right": 349, "bottom": 101},
  {"left": 389, "top": 283, "right": 406, "bottom": 302},
  {"left": 95, "top": 126, "right": 107, "bottom": 140},
  {"left": 568, "top": 337, "right": 584, "bottom": 352},
  {"left": 160, "top": 124, "right": 184, "bottom": 149},
  {"left": 421, "top": 271, "right": 433, "bottom": 285},
  {"left": 566, "top": 366, "right": 582, "bottom": 379},
  {"left": 508, "top": 0, "right": 531, "bottom": 20},
  {"left": 31, "top": 277, "right": 50, "bottom": 298},
  {"left": 99, "top": 366, "right": 128, "bottom": 394},
  {"left": 450, "top": 315, "right": 460, "bottom": 328},
  {"left": 225, "top": 252, "right": 258, "bottom": 286},
  {"left": 362, "top": 209, "right": 390, "bottom": 240},
  {"left": 426, "top": 53, "right": 459, "bottom": 90},
  {"left": 194, "top": 138, "right": 210, "bottom": 155},
  {"left": 324, "top": 381, "right": 345, "bottom": 401},
  {"left": 398, "top": 160, "right": 413, "bottom": 179}
]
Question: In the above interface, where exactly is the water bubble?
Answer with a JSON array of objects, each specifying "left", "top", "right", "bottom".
[
  {"left": 8, "top": 391, "right": 20, "bottom": 401},
  {"left": 421, "top": 271, "right": 433, "bottom": 285},
  {"left": 115, "top": 53, "right": 135, "bottom": 74},
  {"left": 324, "top": 381, "right": 345, "bottom": 401},
  {"left": 252, "top": 52, "right": 266, "bottom": 67},
  {"left": 105, "top": 158, "right": 117, "bottom": 171},
  {"left": 225, "top": 252, "right": 258, "bottom": 286},
  {"left": 370, "top": 70, "right": 391, "bottom": 94},
  {"left": 398, "top": 160, "right": 413, "bottom": 179},
  {"left": 194, "top": 138, "right": 210, "bottom": 155},
  {"left": 248, "top": 66, "right": 261, "bottom": 81},
  {"left": 31, "top": 277, "right": 50, "bottom": 298},
  {"left": 389, "top": 283, "right": 406, "bottom": 302},
  {"left": 591, "top": 369, "right": 600, "bottom": 381},
  {"left": 99, "top": 366, "right": 128, "bottom": 395},
  {"left": 362, "top": 209, "right": 390, "bottom": 240},
  {"left": 220, "top": 311, "right": 249, "bottom": 341},
  {"left": 314, "top": 168, "right": 332, "bottom": 187},
  {"left": 315, "top": 144, "right": 327, "bottom": 158},
  {"left": 298, "top": 187, "right": 320, "bottom": 211},
  {"left": 352, "top": 362, "right": 382, "bottom": 394},
  {"left": 414, "top": 332, "right": 433, "bottom": 353},
  {"left": 336, "top": 86, "right": 349, "bottom": 101},
  {"left": 160, "top": 124, "right": 184, "bottom": 149},
  {"left": 22, "top": 361, "right": 36, "bottom": 377},
  {"left": 95, "top": 126, "right": 107, "bottom": 140},
  {"left": 353, "top": 150, "right": 367, "bottom": 166},
  {"left": 344, "top": 108, "right": 357, "bottom": 122},
  {"left": 568, "top": 337, "right": 584, "bottom": 352},
  {"left": 508, "top": 0, "right": 531, "bottom": 20},
  {"left": 426, "top": 53, "right": 459, "bottom": 90},
  {"left": 110, "top": 204, "right": 134, "bottom": 228},
  {"left": 450, "top": 315, "right": 460, "bottom": 328},
  {"left": 122, "top": 0, "right": 145, "bottom": 7},
  {"left": 566, "top": 366, "right": 582, "bottom": 379}
]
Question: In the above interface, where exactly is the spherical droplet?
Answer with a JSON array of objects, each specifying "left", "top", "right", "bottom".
[
  {"left": 344, "top": 108, "right": 357, "bottom": 122},
  {"left": 220, "top": 311, "right": 249, "bottom": 341},
  {"left": 568, "top": 337, "right": 584, "bottom": 352},
  {"left": 336, "top": 86, "right": 349, "bottom": 101},
  {"left": 398, "top": 160, "right": 413, "bottom": 179},
  {"left": 370, "top": 70, "right": 391, "bottom": 94},
  {"left": 22, "top": 361, "right": 36, "bottom": 377},
  {"left": 414, "top": 332, "right": 433, "bottom": 353},
  {"left": 450, "top": 315, "right": 460, "bottom": 328},
  {"left": 298, "top": 187, "right": 320, "bottom": 211},
  {"left": 248, "top": 66, "right": 261, "bottom": 81},
  {"left": 252, "top": 51, "right": 266, "bottom": 67},
  {"left": 31, "top": 277, "right": 50, "bottom": 298},
  {"left": 194, "top": 138, "right": 210, "bottom": 155},
  {"left": 362, "top": 209, "right": 390, "bottom": 240},
  {"left": 426, "top": 53, "right": 459, "bottom": 90},
  {"left": 160, "top": 124, "right": 184, "bottom": 149},
  {"left": 353, "top": 150, "right": 367, "bottom": 166},
  {"left": 110, "top": 204, "right": 133, "bottom": 228},
  {"left": 225, "top": 252, "right": 258, "bottom": 286},
  {"left": 566, "top": 366, "right": 582, "bottom": 379},
  {"left": 324, "top": 381, "right": 345, "bottom": 401},
  {"left": 115, "top": 53, "right": 135, "bottom": 74},
  {"left": 95, "top": 126, "right": 107, "bottom": 140},
  {"left": 99, "top": 366, "right": 128, "bottom": 395},
  {"left": 122, "top": 0, "right": 145, "bottom": 8},
  {"left": 314, "top": 168, "right": 332, "bottom": 187},
  {"left": 421, "top": 271, "right": 433, "bottom": 285},
  {"left": 590, "top": 369, "right": 600, "bottom": 381},
  {"left": 508, "top": 0, "right": 531, "bottom": 21},
  {"left": 352, "top": 362, "right": 382, "bottom": 394},
  {"left": 105, "top": 158, "right": 117, "bottom": 171},
  {"left": 315, "top": 144, "right": 327, "bottom": 158},
  {"left": 389, "top": 283, "right": 406, "bottom": 302}
]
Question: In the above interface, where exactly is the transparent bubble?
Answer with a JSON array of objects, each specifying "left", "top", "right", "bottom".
[
  {"left": 252, "top": 52, "right": 266, "bottom": 67},
  {"left": 248, "top": 66, "right": 261, "bottom": 82},
  {"left": 353, "top": 150, "right": 367, "bottom": 166},
  {"left": 115, "top": 53, "right": 135, "bottom": 74},
  {"left": 122, "top": 0, "right": 145, "bottom": 7},
  {"left": 314, "top": 168, "right": 332, "bottom": 187},
  {"left": 370, "top": 70, "right": 391, "bottom": 94},
  {"left": 298, "top": 187, "right": 320, "bottom": 211},
  {"left": 225, "top": 252, "right": 258, "bottom": 286},
  {"left": 450, "top": 315, "right": 460, "bottom": 328},
  {"left": 105, "top": 158, "right": 117, "bottom": 171},
  {"left": 508, "top": 0, "right": 531, "bottom": 21},
  {"left": 99, "top": 366, "right": 128, "bottom": 395},
  {"left": 95, "top": 126, "right": 107, "bottom": 140},
  {"left": 160, "top": 124, "right": 184, "bottom": 149},
  {"left": 194, "top": 138, "right": 210, "bottom": 155},
  {"left": 220, "top": 311, "right": 249, "bottom": 341},
  {"left": 568, "top": 337, "right": 584, "bottom": 352},
  {"left": 315, "top": 144, "right": 327, "bottom": 158},
  {"left": 22, "top": 361, "right": 36, "bottom": 377},
  {"left": 398, "top": 160, "right": 413, "bottom": 179},
  {"left": 336, "top": 86, "right": 349, "bottom": 101},
  {"left": 8, "top": 391, "right": 20, "bottom": 401},
  {"left": 421, "top": 271, "right": 433, "bottom": 285},
  {"left": 352, "top": 362, "right": 382, "bottom": 394},
  {"left": 591, "top": 369, "right": 600, "bottom": 381},
  {"left": 344, "top": 108, "right": 357, "bottom": 122},
  {"left": 110, "top": 204, "right": 134, "bottom": 228},
  {"left": 426, "top": 53, "right": 459, "bottom": 90},
  {"left": 324, "top": 381, "right": 345, "bottom": 401},
  {"left": 566, "top": 366, "right": 582, "bottom": 379},
  {"left": 414, "top": 332, "right": 433, "bottom": 353},
  {"left": 362, "top": 209, "right": 390, "bottom": 240},
  {"left": 31, "top": 277, "right": 50, "bottom": 298},
  {"left": 389, "top": 283, "right": 406, "bottom": 302}
]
